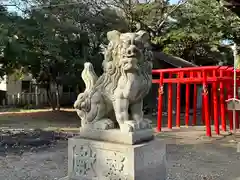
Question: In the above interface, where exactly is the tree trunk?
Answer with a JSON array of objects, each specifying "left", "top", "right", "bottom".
[
  {"left": 46, "top": 82, "right": 56, "bottom": 111},
  {"left": 35, "top": 85, "right": 39, "bottom": 107},
  {"left": 56, "top": 84, "right": 60, "bottom": 111}
]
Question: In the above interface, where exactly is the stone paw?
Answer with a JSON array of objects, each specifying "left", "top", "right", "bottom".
[
  {"left": 120, "top": 121, "right": 138, "bottom": 133},
  {"left": 93, "top": 119, "right": 115, "bottom": 130}
]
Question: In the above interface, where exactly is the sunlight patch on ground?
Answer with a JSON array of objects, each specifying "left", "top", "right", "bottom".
[
  {"left": 43, "top": 127, "right": 79, "bottom": 132},
  {"left": 0, "top": 108, "right": 75, "bottom": 115}
]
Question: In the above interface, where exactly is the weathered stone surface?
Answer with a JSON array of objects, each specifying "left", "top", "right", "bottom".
[
  {"left": 79, "top": 127, "right": 154, "bottom": 145},
  {"left": 59, "top": 30, "right": 164, "bottom": 180},
  {"left": 60, "top": 136, "right": 166, "bottom": 180},
  {"left": 74, "top": 30, "right": 153, "bottom": 133}
]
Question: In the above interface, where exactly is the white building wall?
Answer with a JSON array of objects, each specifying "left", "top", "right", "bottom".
[
  {"left": 6, "top": 74, "right": 33, "bottom": 95},
  {"left": 0, "top": 75, "right": 7, "bottom": 91}
]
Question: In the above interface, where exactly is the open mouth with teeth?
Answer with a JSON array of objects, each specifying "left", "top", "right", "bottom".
[{"left": 121, "top": 58, "right": 138, "bottom": 71}]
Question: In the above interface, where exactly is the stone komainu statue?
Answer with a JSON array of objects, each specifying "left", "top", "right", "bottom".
[{"left": 74, "top": 30, "right": 153, "bottom": 132}]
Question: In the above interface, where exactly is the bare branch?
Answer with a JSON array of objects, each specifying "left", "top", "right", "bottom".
[{"left": 156, "top": 0, "right": 187, "bottom": 30}]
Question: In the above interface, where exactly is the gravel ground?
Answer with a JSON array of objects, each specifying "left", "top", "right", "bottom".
[
  {"left": 0, "top": 136, "right": 240, "bottom": 180},
  {"left": 1, "top": 109, "right": 239, "bottom": 179},
  {"left": 0, "top": 142, "right": 68, "bottom": 180},
  {"left": 167, "top": 143, "right": 240, "bottom": 180}
]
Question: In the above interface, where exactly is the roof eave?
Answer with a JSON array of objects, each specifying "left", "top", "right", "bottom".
[{"left": 153, "top": 51, "right": 197, "bottom": 68}]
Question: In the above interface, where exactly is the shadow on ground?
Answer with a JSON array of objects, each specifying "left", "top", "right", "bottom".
[
  {"left": 0, "top": 109, "right": 80, "bottom": 130},
  {"left": 0, "top": 128, "right": 77, "bottom": 156}
]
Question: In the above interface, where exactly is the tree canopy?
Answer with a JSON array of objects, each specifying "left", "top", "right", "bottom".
[
  {"left": 1, "top": 0, "right": 240, "bottom": 108},
  {"left": 106, "top": 0, "right": 239, "bottom": 65}
]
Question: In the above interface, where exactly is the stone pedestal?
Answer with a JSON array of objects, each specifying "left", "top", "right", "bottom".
[
  {"left": 60, "top": 129, "right": 166, "bottom": 180},
  {"left": 79, "top": 128, "right": 154, "bottom": 145}
]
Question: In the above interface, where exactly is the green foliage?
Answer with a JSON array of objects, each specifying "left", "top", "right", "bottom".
[
  {"left": 1, "top": 0, "right": 128, "bottom": 84},
  {"left": 1, "top": 0, "right": 240, "bottom": 84},
  {"left": 0, "top": 0, "right": 128, "bottom": 109},
  {"left": 0, "top": 5, "right": 22, "bottom": 76},
  {"left": 154, "top": 0, "right": 240, "bottom": 65},
  {"left": 111, "top": 0, "right": 239, "bottom": 65}
]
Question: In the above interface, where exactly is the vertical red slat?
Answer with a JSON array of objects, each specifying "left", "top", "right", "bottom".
[
  {"left": 168, "top": 73, "right": 173, "bottom": 129},
  {"left": 156, "top": 72, "right": 164, "bottom": 132},
  {"left": 176, "top": 72, "right": 181, "bottom": 128},
  {"left": 185, "top": 83, "right": 190, "bottom": 127},
  {"left": 219, "top": 70, "right": 226, "bottom": 131},
  {"left": 201, "top": 71, "right": 205, "bottom": 125},
  {"left": 203, "top": 70, "right": 211, "bottom": 137},
  {"left": 212, "top": 70, "right": 219, "bottom": 135},
  {"left": 193, "top": 83, "right": 197, "bottom": 125}
]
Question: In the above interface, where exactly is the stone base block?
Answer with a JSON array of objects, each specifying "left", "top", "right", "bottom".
[
  {"left": 60, "top": 136, "right": 166, "bottom": 180},
  {"left": 79, "top": 128, "right": 154, "bottom": 145},
  {"left": 59, "top": 177, "right": 68, "bottom": 180}
]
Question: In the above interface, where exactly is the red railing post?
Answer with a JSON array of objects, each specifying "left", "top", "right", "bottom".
[
  {"left": 168, "top": 73, "right": 173, "bottom": 129},
  {"left": 152, "top": 66, "right": 226, "bottom": 136},
  {"left": 203, "top": 70, "right": 211, "bottom": 137},
  {"left": 156, "top": 72, "right": 164, "bottom": 132},
  {"left": 212, "top": 70, "right": 219, "bottom": 135},
  {"left": 201, "top": 69, "right": 205, "bottom": 124},
  {"left": 176, "top": 72, "right": 181, "bottom": 128},
  {"left": 219, "top": 70, "right": 226, "bottom": 131},
  {"left": 185, "top": 83, "right": 190, "bottom": 127}
]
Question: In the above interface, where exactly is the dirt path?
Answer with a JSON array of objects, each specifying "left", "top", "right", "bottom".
[
  {"left": 0, "top": 109, "right": 240, "bottom": 180},
  {"left": 0, "top": 109, "right": 80, "bottom": 130},
  {"left": 0, "top": 134, "right": 240, "bottom": 180}
]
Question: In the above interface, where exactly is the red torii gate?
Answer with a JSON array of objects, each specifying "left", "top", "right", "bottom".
[{"left": 152, "top": 66, "right": 240, "bottom": 137}]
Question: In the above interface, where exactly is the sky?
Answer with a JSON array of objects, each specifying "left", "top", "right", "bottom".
[
  {"left": 170, "top": 0, "right": 180, "bottom": 4},
  {"left": 6, "top": 0, "right": 180, "bottom": 13},
  {"left": 138, "top": 0, "right": 180, "bottom": 4}
]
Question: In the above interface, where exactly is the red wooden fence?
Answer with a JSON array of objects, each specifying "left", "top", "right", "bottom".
[{"left": 152, "top": 66, "right": 240, "bottom": 137}]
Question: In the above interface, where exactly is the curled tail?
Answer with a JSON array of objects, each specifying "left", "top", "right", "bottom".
[
  {"left": 81, "top": 62, "right": 98, "bottom": 92},
  {"left": 74, "top": 62, "right": 98, "bottom": 110}
]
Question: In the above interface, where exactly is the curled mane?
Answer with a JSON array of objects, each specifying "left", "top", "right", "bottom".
[
  {"left": 91, "top": 66, "right": 121, "bottom": 95},
  {"left": 88, "top": 43, "right": 122, "bottom": 96},
  {"left": 89, "top": 33, "right": 152, "bottom": 98}
]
